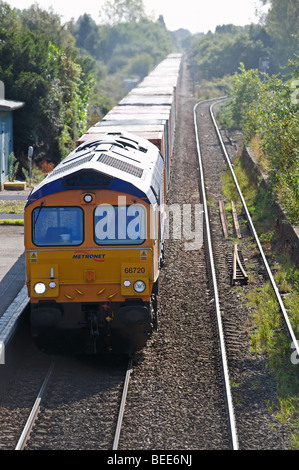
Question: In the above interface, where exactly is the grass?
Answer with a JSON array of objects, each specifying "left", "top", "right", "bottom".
[
  {"left": 194, "top": 76, "right": 232, "bottom": 101},
  {"left": 0, "top": 200, "right": 25, "bottom": 213},
  {"left": 0, "top": 219, "right": 24, "bottom": 225},
  {"left": 221, "top": 147, "right": 299, "bottom": 449},
  {"left": 0, "top": 201, "right": 26, "bottom": 225},
  {"left": 249, "top": 274, "right": 299, "bottom": 449},
  {"left": 222, "top": 153, "right": 277, "bottom": 236},
  {"left": 0, "top": 200, "right": 25, "bottom": 226},
  {"left": 248, "top": 136, "right": 270, "bottom": 174}
]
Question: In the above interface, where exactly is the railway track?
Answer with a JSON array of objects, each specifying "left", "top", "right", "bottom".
[
  {"left": 194, "top": 97, "right": 239, "bottom": 450},
  {"left": 193, "top": 96, "right": 297, "bottom": 449},
  {"left": 112, "top": 359, "right": 132, "bottom": 450},
  {"left": 209, "top": 100, "right": 299, "bottom": 360},
  {"left": 0, "top": 333, "right": 130, "bottom": 451},
  {"left": 15, "top": 361, "right": 54, "bottom": 450},
  {"left": 17, "top": 356, "right": 130, "bottom": 450}
]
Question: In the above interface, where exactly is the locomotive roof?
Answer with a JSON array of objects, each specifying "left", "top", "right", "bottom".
[{"left": 27, "top": 131, "right": 164, "bottom": 206}]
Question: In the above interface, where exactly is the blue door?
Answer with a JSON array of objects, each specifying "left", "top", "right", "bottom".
[
  {"left": 0, "top": 114, "right": 13, "bottom": 185},
  {"left": 0, "top": 121, "right": 6, "bottom": 185}
]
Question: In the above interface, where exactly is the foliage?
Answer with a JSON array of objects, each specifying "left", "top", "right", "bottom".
[
  {"left": 0, "top": 2, "right": 95, "bottom": 166},
  {"left": 259, "top": 0, "right": 299, "bottom": 73},
  {"left": 22, "top": 165, "right": 45, "bottom": 186},
  {"left": 219, "top": 62, "right": 299, "bottom": 224},
  {"left": 0, "top": 199, "right": 25, "bottom": 213},
  {"left": 222, "top": 146, "right": 299, "bottom": 447},
  {"left": 0, "top": 219, "right": 24, "bottom": 226},
  {"left": 99, "top": 0, "right": 148, "bottom": 26},
  {"left": 18, "top": 3, "right": 76, "bottom": 49},
  {"left": 71, "top": 14, "right": 103, "bottom": 58},
  {"left": 71, "top": 7, "right": 172, "bottom": 119},
  {"left": 189, "top": 25, "right": 271, "bottom": 80},
  {"left": 104, "top": 20, "right": 171, "bottom": 71},
  {"left": 0, "top": 0, "right": 173, "bottom": 170},
  {"left": 189, "top": 0, "right": 298, "bottom": 78},
  {"left": 248, "top": 268, "right": 299, "bottom": 444},
  {"left": 125, "top": 53, "right": 154, "bottom": 78},
  {"left": 73, "top": 16, "right": 172, "bottom": 69},
  {"left": 7, "top": 152, "right": 19, "bottom": 181}
]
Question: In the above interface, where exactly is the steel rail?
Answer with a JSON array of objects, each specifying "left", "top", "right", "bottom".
[
  {"left": 112, "top": 358, "right": 132, "bottom": 450},
  {"left": 210, "top": 101, "right": 299, "bottom": 361},
  {"left": 193, "top": 98, "right": 239, "bottom": 451},
  {"left": 15, "top": 361, "right": 55, "bottom": 450}
]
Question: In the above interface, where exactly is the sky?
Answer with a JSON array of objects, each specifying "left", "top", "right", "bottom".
[{"left": 4, "top": 0, "right": 268, "bottom": 34}]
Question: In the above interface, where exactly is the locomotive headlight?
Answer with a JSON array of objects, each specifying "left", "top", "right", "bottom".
[
  {"left": 83, "top": 193, "right": 93, "bottom": 203},
  {"left": 133, "top": 280, "right": 146, "bottom": 293},
  {"left": 34, "top": 282, "right": 46, "bottom": 295}
]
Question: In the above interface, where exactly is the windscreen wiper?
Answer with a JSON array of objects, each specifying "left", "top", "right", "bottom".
[{"left": 33, "top": 201, "right": 44, "bottom": 230}]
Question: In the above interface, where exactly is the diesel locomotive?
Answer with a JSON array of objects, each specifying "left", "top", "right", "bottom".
[{"left": 24, "top": 54, "right": 182, "bottom": 354}]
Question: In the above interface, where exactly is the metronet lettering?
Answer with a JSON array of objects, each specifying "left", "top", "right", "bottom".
[{"left": 72, "top": 254, "right": 105, "bottom": 260}]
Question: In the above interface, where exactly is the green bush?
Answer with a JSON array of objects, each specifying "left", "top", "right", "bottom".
[
  {"left": 220, "top": 63, "right": 299, "bottom": 224},
  {"left": 7, "top": 152, "right": 19, "bottom": 181}
]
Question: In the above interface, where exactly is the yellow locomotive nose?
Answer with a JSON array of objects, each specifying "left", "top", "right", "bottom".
[
  {"left": 121, "top": 262, "right": 149, "bottom": 296},
  {"left": 85, "top": 270, "right": 95, "bottom": 282},
  {"left": 29, "top": 263, "right": 59, "bottom": 298}
]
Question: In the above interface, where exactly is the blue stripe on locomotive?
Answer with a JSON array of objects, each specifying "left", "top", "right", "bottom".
[
  {"left": 26, "top": 173, "right": 153, "bottom": 206},
  {"left": 26, "top": 152, "right": 165, "bottom": 207}
]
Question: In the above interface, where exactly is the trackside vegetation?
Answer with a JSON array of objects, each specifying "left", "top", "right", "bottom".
[
  {"left": 221, "top": 148, "right": 299, "bottom": 450},
  {"left": 214, "top": 2, "right": 299, "bottom": 446},
  {"left": 219, "top": 62, "right": 299, "bottom": 226},
  {"left": 0, "top": 0, "right": 172, "bottom": 170}
]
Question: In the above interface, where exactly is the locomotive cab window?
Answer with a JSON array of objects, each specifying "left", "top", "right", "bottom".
[
  {"left": 94, "top": 204, "right": 146, "bottom": 245},
  {"left": 32, "top": 206, "right": 84, "bottom": 246}
]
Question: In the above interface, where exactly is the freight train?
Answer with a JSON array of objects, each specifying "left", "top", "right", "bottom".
[{"left": 24, "top": 54, "right": 182, "bottom": 354}]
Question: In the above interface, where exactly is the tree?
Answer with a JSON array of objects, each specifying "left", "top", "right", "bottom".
[
  {"left": 222, "top": 62, "right": 299, "bottom": 223},
  {"left": 73, "top": 14, "right": 102, "bottom": 58},
  {"left": 0, "top": 2, "right": 95, "bottom": 165},
  {"left": 99, "top": 0, "right": 148, "bottom": 25},
  {"left": 259, "top": 0, "right": 299, "bottom": 72},
  {"left": 126, "top": 52, "right": 154, "bottom": 78},
  {"left": 96, "top": 19, "right": 171, "bottom": 68},
  {"left": 189, "top": 26, "right": 269, "bottom": 79},
  {"left": 19, "top": 4, "right": 75, "bottom": 50}
]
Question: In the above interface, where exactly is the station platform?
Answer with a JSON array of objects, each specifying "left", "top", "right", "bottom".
[{"left": 0, "top": 191, "right": 29, "bottom": 354}]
